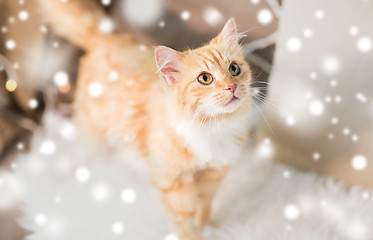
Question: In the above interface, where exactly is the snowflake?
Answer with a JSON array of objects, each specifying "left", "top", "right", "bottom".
[
  {"left": 309, "top": 72, "right": 317, "bottom": 80},
  {"left": 28, "top": 98, "right": 39, "bottom": 109},
  {"left": 75, "top": 167, "right": 91, "bottom": 182},
  {"left": 10, "top": 163, "right": 17, "bottom": 171},
  {"left": 334, "top": 95, "right": 342, "bottom": 103},
  {"left": 257, "top": 9, "right": 273, "bottom": 25},
  {"left": 315, "top": 9, "right": 325, "bottom": 20},
  {"left": 98, "top": 17, "right": 115, "bottom": 34},
  {"left": 59, "top": 122, "right": 76, "bottom": 140},
  {"left": 349, "top": 25, "right": 359, "bottom": 36},
  {"left": 309, "top": 100, "right": 324, "bottom": 116},
  {"left": 283, "top": 171, "right": 290, "bottom": 178},
  {"left": 91, "top": 182, "right": 110, "bottom": 202},
  {"left": 121, "top": 188, "right": 137, "bottom": 204},
  {"left": 53, "top": 41, "right": 59, "bottom": 48},
  {"left": 112, "top": 222, "right": 124, "bottom": 234},
  {"left": 88, "top": 82, "right": 103, "bottom": 97},
  {"left": 101, "top": 0, "right": 111, "bottom": 6},
  {"left": 54, "top": 71, "right": 69, "bottom": 87},
  {"left": 203, "top": 7, "right": 223, "bottom": 25},
  {"left": 108, "top": 70, "right": 119, "bottom": 81},
  {"left": 330, "top": 79, "right": 338, "bottom": 87},
  {"left": 362, "top": 192, "right": 370, "bottom": 200},
  {"left": 158, "top": 20, "right": 166, "bottom": 28},
  {"left": 284, "top": 204, "right": 300, "bottom": 220},
  {"left": 257, "top": 138, "right": 273, "bottom": 158},
  {"left": 356, "top": 92, "right": 367, "bottom": 103},
  {"left": 39, "top": 139, "right": 56, "bottom": 155},
  {"left": 357, "top": 37, "right": 372, "bottom": 53},
  {"left": 342, "top": 128, "right": 350, "bottom": 135},
  {"left": 18, "top": 10, "right": 29, "bottom": 21},
  {"left": 286, "top": 115, "right": 295, "bottom": 126},
  {"left": 322, "top": 56, "right": 340, "bottom": 74},
  {"left": 352, "top": 155, "right": 367, "bottom": 171},
  {"left": 17, "top": 142, "right": 24, "bottom": 150},
  {"left": 181, "top": 11, "right": 190, "bottom": 21},
  {"left": 303, "top": 28, "right": 313, "bottom": 38},
  {"left": 122, "top": 0, "right": 163, "bottom": 27},
  {"left": 286, "top": 37, "right": 302, "bottom": 52},
  {"left": 165, "top": 233, "right": 179, "bottom": 240},
  {"left": 34, "top": 214, "right": 47, "bottom": 226},
  {"left": 328, "top": 133, "right": 334, "bottom": 139},
  {"left": 351, "top": 134, "right": 359, "bottom": 142},
  {"left": 127, "top": 79, "right": 134, "bottom": 86},
  {"left": 5, "top": 39, "right": 16, "bottom": 50},
  {"left": 313, "top": 152, "right": 321, "bottom": 160},
  {"left": 331, "top": 117, "right": 339, "bottom": 125},
  {"left": 40, "top": 25, "right": 47, "bottom": 33}
]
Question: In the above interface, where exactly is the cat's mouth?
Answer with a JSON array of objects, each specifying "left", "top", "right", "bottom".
[{"left": 225, "top": 95, "right": 240, "bottom": 106}]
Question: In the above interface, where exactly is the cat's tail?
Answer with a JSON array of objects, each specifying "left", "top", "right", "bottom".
[{"left": 38, "top": 0, "right": 107, "bottom": 51}]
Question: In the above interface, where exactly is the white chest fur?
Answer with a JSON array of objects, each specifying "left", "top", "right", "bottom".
[{"left": 175, "top": 113, "right": 249, "bottom": 168}]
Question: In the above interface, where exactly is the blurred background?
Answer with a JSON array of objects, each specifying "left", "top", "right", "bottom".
[{"left": 0, "top": 0, "right": 373, "bottom": 239}]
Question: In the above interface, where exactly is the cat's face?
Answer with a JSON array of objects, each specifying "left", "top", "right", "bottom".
[{"left": 155, "top": 19, "right": 251, "bottom": 118}]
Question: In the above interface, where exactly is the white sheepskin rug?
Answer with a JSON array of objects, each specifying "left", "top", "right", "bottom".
[{"left": 8, "top": 112, "right": 373, "bottom": 240}]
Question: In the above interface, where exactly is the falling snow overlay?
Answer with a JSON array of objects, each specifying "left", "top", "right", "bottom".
[{"left": 1, "top": 0, "right": 373, "bottom": 239}]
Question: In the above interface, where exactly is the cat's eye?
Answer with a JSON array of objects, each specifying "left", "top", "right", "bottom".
[
  {"left": 229, "top": 62, "right": 241, "bottom": 76},
  {"left": 197, "top": 72, "right": 214, "bottom": 85}
]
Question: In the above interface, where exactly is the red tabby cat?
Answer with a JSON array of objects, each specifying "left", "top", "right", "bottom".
[{"left": 40, "top": 0, "right": 252, "bottom": 239}]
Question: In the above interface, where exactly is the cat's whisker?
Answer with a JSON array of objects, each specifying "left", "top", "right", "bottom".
[
  {"left": 213, "top": 115, "right": 218, "bottom": 133},
  {"left": 251, "top": 99, "right": 277, "bottom": 138},
  {"left": 249, "top": 89, "right": 285, "bottom": 108},
  {"left": 214, "top": 114, "right": 223, "bottom": 136},
  {"left": 251, "top": 91, "right": 268, "bottom": 99},
  {"left": 241, "top": 25, "right": 266, "bottom": 36},
  {"left": 208, "top": 113, "right": 214, "bottom": 138},
  {"left": 248, "top": 80, "right": 271, "bottom": 86},
  {"left": 251, "top": 95, "right": 280, "bottom": 111},
  {"left": 250, "top": 85, "right": 290, "bottom": 100},
  {"left": 249, "top": 81, "right": 290, "bottom": 95},
  {"left": 249, "top": 91, "right": 282, "bottom": 114},
  {"left": 199, "top": 116, "right": 206, "bottom": 129},
  {"left": 190, "top": 109, "right": 203, "bottom": 126},
  {"left": 252, "top": 70, "right": 265, "bottom": 82}
]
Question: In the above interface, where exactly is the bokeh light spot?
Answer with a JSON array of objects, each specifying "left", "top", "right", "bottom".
[
  {"left": 352, "top": 155, "right": 367, "bottom": 171},
  {"left": 121, "top": 188, "right": 137, "bottom": 204},
  {"left": 5, "top": 79, "right": 17, "bottom": 92},
  {"left": 286, "top": 37, "right": 302, "bottom": 52},
  {"left": 284, "top": 204, "right": 300, "bottom": 220},
  {"left": 257, "top": 9, "right": 273, "bottom": 25}
]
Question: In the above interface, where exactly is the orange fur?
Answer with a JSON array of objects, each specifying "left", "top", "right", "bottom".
[{"left": 40, "top": 1, "right": 252, "bottom": 239}]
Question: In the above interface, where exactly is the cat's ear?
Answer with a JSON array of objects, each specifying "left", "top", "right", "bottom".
[
  {"left": 155, "top": 46, "right": 182, "bottom": 85},
  {"left": 217, "top": 18, "right": 239, "bottom": 48}
]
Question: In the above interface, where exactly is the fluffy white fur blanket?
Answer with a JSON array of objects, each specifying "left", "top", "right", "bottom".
[{"left": 9, "top": 113, "right": 373, "bottom": 240}]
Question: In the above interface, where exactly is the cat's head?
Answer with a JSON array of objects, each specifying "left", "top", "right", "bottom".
[{"left": 155, "top": 18, "right": 251, "bottom": 118}]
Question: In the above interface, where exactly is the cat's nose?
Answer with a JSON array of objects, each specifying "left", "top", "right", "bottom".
[{"left": 224, "top": 83, "right": 237, "bottom": 93}]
